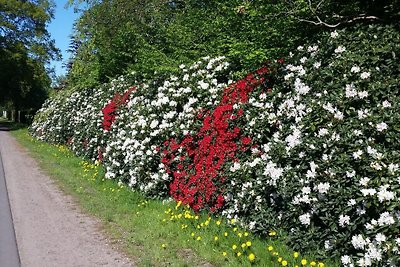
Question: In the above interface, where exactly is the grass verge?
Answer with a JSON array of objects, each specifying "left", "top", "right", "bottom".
[{"left": 10, "top": 127, "right": 339, "bottom": 267}]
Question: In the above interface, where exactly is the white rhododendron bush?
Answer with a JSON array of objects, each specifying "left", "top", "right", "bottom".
[{"left": 31, "top": 25, "right": 400, "bottom": 266}]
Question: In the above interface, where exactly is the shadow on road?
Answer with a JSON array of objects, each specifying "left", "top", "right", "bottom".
[{"left": 0, "top": 122, "right": 27, "bottom": 132}]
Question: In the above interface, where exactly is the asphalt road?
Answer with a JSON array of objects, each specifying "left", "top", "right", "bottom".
[
  {"left": 0, "top": 133, "right": 20, "bottom": 267},
  {"left": 0, "top": 128, "right": 134, "bottom": 267}
]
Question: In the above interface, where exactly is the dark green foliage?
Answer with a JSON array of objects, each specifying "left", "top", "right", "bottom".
[
  {"left": 0, "top": 0, "right": 59, "bottom": 110},
  {"left": 66, "top": 0, "right": 309, "bottom": 87},
  {"left": 65, "top": 0, "right": 400, "bottom": 89}
]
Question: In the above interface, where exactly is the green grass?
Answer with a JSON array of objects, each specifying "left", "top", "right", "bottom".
[{"left": 10, "top": 127, "right": 339, "bottom": 267}]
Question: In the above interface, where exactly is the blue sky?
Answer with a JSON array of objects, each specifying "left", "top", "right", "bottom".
[{"left": 48, "top": 0, "right": 80, "bottom": 77}]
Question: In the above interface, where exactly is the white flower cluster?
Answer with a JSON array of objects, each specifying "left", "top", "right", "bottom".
[
  {"left": 31, "top": 56, "right": 230, "bottom": 197},
  {"left": 30, "top": 82, "right": 124, "bottom": 159},
  {"left": 222, "top": 29, "right": 399, "bottom": 266},
  {"left": 103, "top": 57, "right": 230, "bottom": 194}
]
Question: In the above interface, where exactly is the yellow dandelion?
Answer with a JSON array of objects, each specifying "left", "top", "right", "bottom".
[
  {"left": 232, "top": 244, "right": 237, "bottom": 250},
  {"left": 237, "top": 252, "right": 242, "bottom": 257},
  {"left": 214, "top": 236, "right": 219, "bottom": 241},
  {"left": 241, "top": 243, "right": 246, "bottom": 248},
  {"left": 318, "top": 263, "right": 325, "bottom": 267},
  {"left": 191, "top": 232, "right": 195, "bottom": 237},
  {"left": 278, "top": 257, "right": 283, "bottom": 262},
  {"left": 196, "top": 236, "right": 201, "bottom": 241},
  {"left": 224, "top": 232, "right": 228, "bottom": 237},
  {"left": 301, "top": 259, "right": 307, "bottom": 266},
  {"left": 161, "top": 243, "right": 167, "bottom": 249},
  {"left": 269, "top": 230, "right": 277, "bottom": 236},
  {"left": 268, "top": 245, "right": 274, "bottom": 251},
  {"left": 175, "top": 200, "right": 182, "bottom": 210},
  {"left": 231, "top": 218, "right": 236, "bottom": 224},
  {"left": 248, "top": 253, "right": 255, "bottom": 262},
  {"left": 222, "top": 251, "right": 227, "bottom": 257},
  {"left": 294, "top": 252, "right": 299, "bottom": 258},
  {"left": 244, "top": 232, "right": 249, "bottom": 237},
  {"left": 246, "top": 241, "right": 252, "bottom": 247},
  {"left": 216, "top": 220, "right": 221, "bottom": 226},
  {"left": 282, "top": 260, "right": 288, "bottom": 266},
  {"left": 238, "top": 232, "right": 243, "bottom": 238},
  {"left": 310, "top": 261, "right": 316, "bottom": 266},
  {"left": 233, "top": 227, "right": 238, "bottom": 232}
]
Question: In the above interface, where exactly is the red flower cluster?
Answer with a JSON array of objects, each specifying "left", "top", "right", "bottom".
[
  {"left": 162, "top": 66, "right": 272, "bottom": 212},
  {"left": 102, "top": 86, "right": 136, "bottom": 131}
]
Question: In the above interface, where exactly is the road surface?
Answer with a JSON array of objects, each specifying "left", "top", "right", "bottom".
[
  {"left": 0, "top": 128, "right": 20, "bottom": 266},
  {"left": 0, "top": 127, "right": 135, "bottom": 267}
]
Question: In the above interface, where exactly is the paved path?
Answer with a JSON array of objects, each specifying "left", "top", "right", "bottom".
[
  {"left": 0, "top": 128, "right": 135, "bottom": 267},
  {"left": 0, "top": 135, "right": 20, "bottom": 267}
]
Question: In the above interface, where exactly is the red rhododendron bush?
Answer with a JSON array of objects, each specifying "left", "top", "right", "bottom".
[
  {"left": 163, "top": 66, "right": 271, "bottom": 212},
  {"left": 31, "top": 26, "right": 400, "bottom": 266}
]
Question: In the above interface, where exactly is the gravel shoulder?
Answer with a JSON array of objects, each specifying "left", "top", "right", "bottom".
[{"left": 0, "top": 130, "right": 135, "bottom": 267}]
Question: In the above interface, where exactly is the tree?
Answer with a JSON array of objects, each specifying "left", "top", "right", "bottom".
[
  {"left": 65, "top": 0, "right": 303, "bottom": 86},
  {"left": 65, "top": 0, "right": 400, "bottom": 89},
  {"left": 0, "top": 0, "right": 59, "bottom": 110}
]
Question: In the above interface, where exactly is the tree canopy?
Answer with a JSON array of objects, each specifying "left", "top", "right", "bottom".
[
  {"left": 0, "top": 0, "right": 59, "bottom": 110},
  {"left": 64, "top": 0, "right": 400, "bottom": 89},
  {"left": 65, "top": 0, "right": 301, "bottom": 88}
]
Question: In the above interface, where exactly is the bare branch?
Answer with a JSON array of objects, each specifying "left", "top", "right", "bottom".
[
  {"left": 299, "top": 14, "right": 380, "bottom": 28},
  {"left": 307, "top": 0, "right": 313, "bottom": 14},
  {"left": 316, "top": 0, "right": 325, "bottom": 11},
  {"left": 346, "top": 15, "right": 379, "bottom": 24},
  {"left": 298, "top": 17, "right": 340, "bottom": 28}
]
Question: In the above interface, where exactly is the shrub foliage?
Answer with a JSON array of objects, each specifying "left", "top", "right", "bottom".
[{"left": 31, "top": 24, "right": 400, "bottom": 266}]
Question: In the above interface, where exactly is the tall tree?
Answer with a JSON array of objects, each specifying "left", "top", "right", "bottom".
[
  {"left": 0, "top": 0, "right": 59, "bottom": 110},
  {"left": 65, "top": 0, "right": 400, "bottom": 89},
  {"left": 66, "top": 0, "right": 302, "bottom": 86}
]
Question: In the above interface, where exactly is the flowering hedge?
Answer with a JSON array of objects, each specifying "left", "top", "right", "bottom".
[
  {"left": 163, "top": 65, "right": 274, "bottom": 212},
  {"left": 31, "top": 24, "right": 400, "bottom": 266},
  {"left": 221, "top": 25, "right": 400, "bottom": 266}
]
